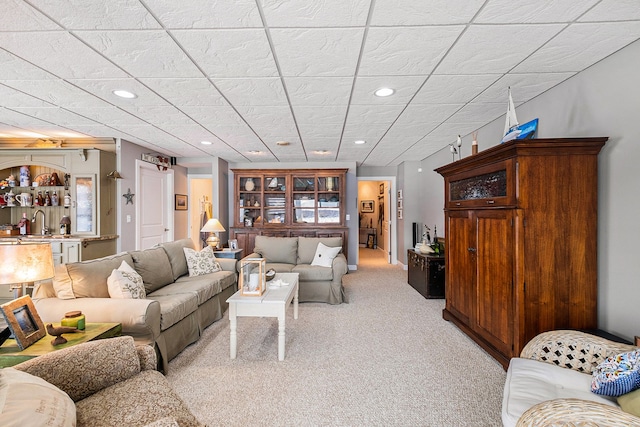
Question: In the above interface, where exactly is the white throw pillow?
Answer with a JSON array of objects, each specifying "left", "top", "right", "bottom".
[
  {"left": 0, "top": 368, "right": 76, "bottom": 427},
  {"left": 107, "top": 260, "right": 146, "bottom": 299},
  {"left": 310, "top": 242, "right": 341, "bottom": 267},
  {"left": 183, "top": 246, "right": 222, "bottom": 277}
]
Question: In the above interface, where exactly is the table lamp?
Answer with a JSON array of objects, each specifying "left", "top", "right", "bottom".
[
  {"left": 0, "top": 242, "right": 55, "bottom": 299},
  {"left": 200, "top": 218, "right": 226, "bottom": 249}
]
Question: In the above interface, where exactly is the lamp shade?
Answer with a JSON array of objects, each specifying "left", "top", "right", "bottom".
[
  {"left": 200, "top": 218, "right": 226, "bottom": 233},
  {"left": 107, "top": 170, "right": 123, "bottom": 179},
  {"left": 0, "top": 242, "right": 55, "bottom": 285}
]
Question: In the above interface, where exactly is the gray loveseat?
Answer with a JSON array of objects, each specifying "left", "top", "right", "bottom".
[
  {"left": 32, "top": 238, "right": 237, "bottom": 372},
  {"left": 243, "top": 236, "right": 348, "bottom": 304}
]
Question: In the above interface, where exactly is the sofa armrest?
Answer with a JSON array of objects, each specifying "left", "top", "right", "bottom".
[
  {"left": 33, "top": 297, "right": 161, "bottom": 345},
  {"left": 520, "top": 330, "right": 637, "bottom": 374},
  {"left": 516, "top": 398, "right": 640, "bottom": 426},
  {"left": 332, "top": 253, "right": 348, "bottom": 277},
  {"left": 13, "top": 336, "right": 143, "bottom": 402},
  {"left": 137, "top": 344, "right": 158, "bottom": 371}
]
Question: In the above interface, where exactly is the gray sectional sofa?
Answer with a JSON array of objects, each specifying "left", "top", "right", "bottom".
[
  {"left": 244, "top": 235, "right": 348, "bottom": 304},
  {"left": 32, "top": 238, "right": 237, "bottom": 372}
]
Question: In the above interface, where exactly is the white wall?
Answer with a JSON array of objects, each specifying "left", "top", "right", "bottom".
[{"left": 419, "top": 39, "right": 640, "bottom": 341}]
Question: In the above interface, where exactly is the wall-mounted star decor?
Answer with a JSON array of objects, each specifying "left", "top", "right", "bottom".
[{"left": 123, "top": 188, "right": 135, "bottom": 205}]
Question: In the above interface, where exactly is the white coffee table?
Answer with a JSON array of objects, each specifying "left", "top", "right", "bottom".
[{"left": 227, "top": 272, "right": 299, "bottom": 361}]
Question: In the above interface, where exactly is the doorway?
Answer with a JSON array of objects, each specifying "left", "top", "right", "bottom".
[
  {"left": 188, "top": 175, "right": 213, "bottom": 249},
  {"left": 357, "top": 177, "right": 397, "bottom": 266},
  {"left": 136, "top": 160, "right": 174, "bottom": 250}
]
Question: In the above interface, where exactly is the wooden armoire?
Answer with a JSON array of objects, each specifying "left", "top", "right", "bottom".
[{"left": 435, "top": 137, "right": 607, "bottom": 368}]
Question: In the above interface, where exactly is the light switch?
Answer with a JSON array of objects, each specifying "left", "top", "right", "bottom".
[
  {"left": 346, "top": 214, "right": 350, "bottom": 220},
  {"left": 126, "top": 215, "right": 131, "bottom": 223}
]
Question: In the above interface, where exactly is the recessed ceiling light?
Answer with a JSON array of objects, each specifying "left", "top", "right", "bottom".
[
  {"left": 374, "top": 87, "right": 395, "bottom": 97},
  {"left": 113, "top": 90, "right": 137, "bottom": 99},
  {"left": 313, "top": 150, "right": 330, "bottom": 155},
  {"left": 354, "top": 140, "right": 366, "bottom": 145},
  {"left": 200, "top": 140, "right": 212, "bottom": 145},
  {"left": 248, "top": 150, "right": 261, "bottom": 154},
  {"left": 276, "top": 141, "right": 290, "bottom": 146}
]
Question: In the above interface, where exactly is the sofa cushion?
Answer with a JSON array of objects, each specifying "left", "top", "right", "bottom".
[
  {"left": 156, "top": 270, "right": 236, "bottom": 305},
  {"left": 311, "top": 242, "right": 342, "bottom": 267},
  {"left": 592, "top": 349, "right": 640, "bottom": 396},
  {"left": 254, "top": 236, "right": 298, "bottom": 264},
  {"left": 0, "top": 368, "right": 76, "bottom": 427},
  {"left": 297, "top": 236, "right": 342, "bottom": 264},
  {"left": 158, "top": 239, "right": 195, "bottom": 280},
  {"left": 107, "top": 260, "right": 146, "bottom": 299},
  {"left": 502, "top": 357, "right": 618, "bottom": 427},
  {"left": 146, "top": 293, "right": 198, "bottom": 331},
  {"left": 264, "top": 262, "right": 295, "bottom": 272},
  {"left": 618, "top": 388, "right": 640, "bottom": 417},
  {"left": 130, "top": 247, "right": 175, "bottom": 294},
  {"left": 53, "top": 252, "right": 134, "bottom": 299},
  {"left": 183, "top": 246, "right": 221, "bottom": 277},
  {"left": 292, "top": 264, "right": 334, "bottom": 281}
]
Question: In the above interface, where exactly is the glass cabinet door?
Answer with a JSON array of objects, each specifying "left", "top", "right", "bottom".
[
  {"left": 317, "top": 175, "right": 340, "bottom": 224},
  {"left": 292, "top": 176, "right": 315, "bottom": 224},
  {"left": 238, "top": 176, "right": 262, "bottom": 225},
  {"left": 264, "top": 175, "right": 286, "bottom": 224},
  {"left": 72, "top": 174, "right": 96, "bottom": 234}
]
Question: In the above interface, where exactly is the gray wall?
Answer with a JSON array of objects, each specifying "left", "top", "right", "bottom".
[{"left": 418, "top": 39, "right": 640, "bottom": 341}]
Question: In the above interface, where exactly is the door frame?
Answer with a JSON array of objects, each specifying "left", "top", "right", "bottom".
[
  {"left": 357, "top": 176, "right": 397, "bottom": 265},
  {"left": 135, "top": 159, "right": 174, "bottom": 250}
]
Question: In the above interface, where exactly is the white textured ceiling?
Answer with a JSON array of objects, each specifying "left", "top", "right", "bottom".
[{"left": 1, "top": 0, "right": 639, "bottom": 166}]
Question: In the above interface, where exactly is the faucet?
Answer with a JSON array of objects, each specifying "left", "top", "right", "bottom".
[{"left": 32, "top": 209, "right": 49, "bottom": 235}]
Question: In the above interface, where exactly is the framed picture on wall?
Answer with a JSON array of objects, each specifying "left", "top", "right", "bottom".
[
  {"left": 397, "top": 209, "right": 403, "bottom": 220},
  {"left": 397, "top": 189, "right": 402, "bottom": 199},
  {"left": 175, "top": 194, "right": 188, "bottom": 210},
  {"left": 397, "top": 199, "right": 403, "bottom": 209},
  {"left": 361, "top": 200, "right": 374, "bottom": 213},
  {"left": 379, "top": 183, "right": 384, "bottom": 194}
]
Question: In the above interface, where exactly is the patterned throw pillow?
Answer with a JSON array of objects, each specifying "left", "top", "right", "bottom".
[
  {"left": 183, "top": 246, "right": 222, "bottom": 277},
  {"left": 592, "top": 350, "right": 640, "bottom": 396},
  {"left": 107, "top": 260, "right": 146, "bottom": 299}
]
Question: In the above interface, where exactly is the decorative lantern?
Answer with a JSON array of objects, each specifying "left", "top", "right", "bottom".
[{"left": 239, "top": 258, "right": 266, "bottom": 296}]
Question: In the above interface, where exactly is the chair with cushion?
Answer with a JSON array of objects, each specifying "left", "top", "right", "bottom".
[
  {"left": 502, "top": 330, "right": 640, "bottom": 427},
  {"left": 2, "top": 336, "right": 203, "bottom": 427}
]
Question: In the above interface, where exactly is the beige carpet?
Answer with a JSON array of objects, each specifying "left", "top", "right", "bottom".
[{"left": 167, "top": 248, "right": 506, "bottom": 426}]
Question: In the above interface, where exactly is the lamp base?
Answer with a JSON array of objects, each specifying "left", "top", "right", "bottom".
[{"left": 206, "top": 235, "right": 221, "bottom": 249}]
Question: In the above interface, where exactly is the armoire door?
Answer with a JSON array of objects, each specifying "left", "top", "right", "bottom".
[
  {"left": 474, "top": 209, "right": 515, "bottom": 357},
  {"left": 445, "top": 210, "right": 475, "bottom": 325}
]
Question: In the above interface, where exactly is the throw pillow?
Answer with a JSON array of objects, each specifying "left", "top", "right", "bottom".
[
  {"left": 107, "top": 260, "right": 146, "bottom": 299},
  {"left": 0, "top": 368, "right": 76, "bottom": 427},
  {"left": 592, "top": 349, "right": 640, "bottom": 396},
  {"left": 618, "top": 388, "right": 640, "bottom": 417},
  {"left": 310, "top": 242, "right": 342, "bottom": 268},
  {"left": 183, "top": 246, "right": 222, "bottom": 277}
]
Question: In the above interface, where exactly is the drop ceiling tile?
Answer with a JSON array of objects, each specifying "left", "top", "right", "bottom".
[
  {"left": 64, "top": 107, "right": 150, "bottom": 126},
  {"left": 0, "top": 32, "right": 128, "bottom": 79},
  {"left": 345, "top": 105, "right": 405, "bottom": 128},
  {"left": 412, "top": 74, "right": 502, "bottom": 104},
  {"left": 29, "top": 0, "right": 161, "bottom": 29},
  {"left": 180, "top": 106, "right": 246, "bottom": 127},
  {"left": 145, "top": 0, "right": 261, "bottom": 28},
  {"left": 107, "top": 124, "right": 181, "bottom": 145},
  {"left": 514, "top": 22, "right": 640, "bottom": 73},
  {"left": 285, "top": 77, "right": 353, "bottom": 105},
  {"left": 75, "top": 30, "right": 201, "bottom": 78},
  {"left": 579, "top": 0, "right": 640, "bottom": 21},
  {"left": 473, "top": 72, "right": 576, "bottom": 103},
  {"left": 0, "top": 86, "right": 54, "bottom": 107},
  {"left": 292, "top": 105, "right": 348, "bottom": 124},
  {"left": 213, "top": 78, "right": 288, "bottom": 106},
  {"left": 234, "top": 106, "right": 296, "bottom": 130},
  {"left": 371, "top": 0, "right": 484, "bottom": 25},
  {"left": 359, "top": 26, "right": 464, "bottom": 76},
  {"left": 341, "top": 124, "right": 391, "bottom": 144},
  {"left": 298, "top": 123, "right": 343, "bottom": 141},
  {"left": 428, "top": 122, "right": 487, "bottom": 141},
  {"left": 301, "top": 137, "right": 340, "bottom": 152},
  {"left": 68, "top": 79, "right": 171, "bottom": 107},
  {"left": 0, "top": 0, "right": 60, "bottom": 30},
  {"left": 62, "top": 124, "right": 123, "bottom": 138},
  {"left": 447, "top": 103, "right": 505, "bottom": 123},
  {"left": 0, "top": 51, "right": 57, "bottom": 80},
  {"left": 1, "top": 79, "right": 108, "bottom": 109},
  {"left": 140, "top": 78, "right": 228, "bottom": 106},
  {"left": 9, "top": 107, "right": 100, "bottom": 126},
  {"left": 201, "top": 124, "right": 262, "bottom": 146},
  {"left": 475, "top": 0, "right": 599, "bottom": 23},
  {"left": 436, "top": 24, "right": 566, "bottom": 74},
  {"left": 396, "top": 103, "right": 464, "bottom": 126},
  {"left": 351, "top": 76, "right": 427, "bottom": 105},
  {"left": 152, "top": 124, "right": 223, "bottom": 144},
  {"left": 172, "top": 29, "right": 278, "bottom": 78},
  {"left": 261, "top": 0, "right": 370, "bottom": 27},
  {"left": 270, "top": 28, "right": 364, "bottom": 77},
  {"left": 127, "top": 106, "right": 196, "bottom": 127}
]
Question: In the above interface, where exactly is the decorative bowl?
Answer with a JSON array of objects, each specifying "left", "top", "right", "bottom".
[{"left": 266, "top": 269, "right": 276, "bottom": 282}]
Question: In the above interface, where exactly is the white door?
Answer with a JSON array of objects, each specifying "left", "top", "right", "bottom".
[
  {"left": 136, "top": 160, "right": 174, "bottom": 249},
  {"left": 383, "top": 182, "right": 391, "bottom": 263}
]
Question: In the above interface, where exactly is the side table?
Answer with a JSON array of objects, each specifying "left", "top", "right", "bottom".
[
  {"left": 0, "top": 322, "right": 122, "bottom": 367},
  {"left": 213, "top": 248, "right": 244, "bottom": 260},
  {"left": 407, "top": 249, "right": 445, "bottom": 299}
]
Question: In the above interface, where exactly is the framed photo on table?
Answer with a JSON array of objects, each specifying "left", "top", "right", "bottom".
[{"left": 0, "top": 295, "right": 46, "bottom": 350}]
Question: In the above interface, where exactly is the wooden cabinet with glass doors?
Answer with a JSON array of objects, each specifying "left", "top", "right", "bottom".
[{"left": 231, "top": 169, "right": 348, "bottom": 255}]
